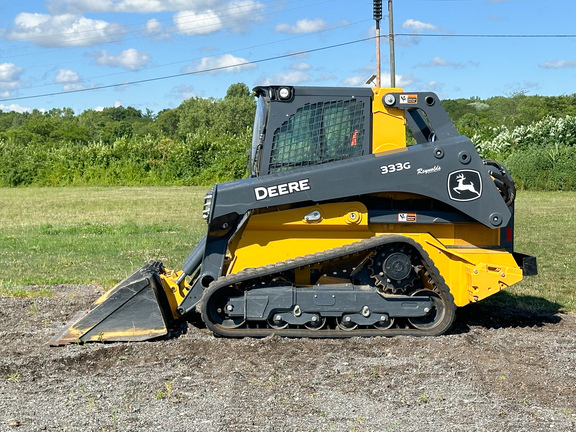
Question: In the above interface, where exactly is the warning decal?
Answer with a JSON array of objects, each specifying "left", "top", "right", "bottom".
[
  {"left": 398, "top": 213, "right": 417, "bottom": 222},
  {"left": 399, "top": 94, "right": 418, "bottom": 104}
]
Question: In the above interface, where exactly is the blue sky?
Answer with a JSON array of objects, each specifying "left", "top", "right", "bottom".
[{"left": 0, "top": 0, "right": 575, "bottom": 114}]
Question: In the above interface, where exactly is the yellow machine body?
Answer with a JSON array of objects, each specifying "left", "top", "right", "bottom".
[
  {"left": 227, "top": 201, "right": 523, "bottom": 308},
  {"left": 371, "top": 87, "right": 407, "bottom": 153},
  {"left": 224, "top": 91, "right": 523, "bottom": 309}
]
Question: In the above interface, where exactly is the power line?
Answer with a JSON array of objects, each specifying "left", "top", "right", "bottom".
[
  {"left": 4, "top": 31, "right": 573, "bottom": 103},
  {"left": 0, "top": 37, "right": 375, "bottom": 103},
  {"left": 14, "top": 18, "right": 372, "bottom": 93},
  {"left": 396, "top": 33, "right": 576, "bottom": 38}
]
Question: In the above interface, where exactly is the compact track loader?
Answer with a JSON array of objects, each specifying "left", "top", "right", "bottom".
[{"left": 50, "top": 86, "right": 537, "bottom": 345}]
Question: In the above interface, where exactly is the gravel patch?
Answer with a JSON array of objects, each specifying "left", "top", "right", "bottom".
[{"left": 1, "top": 285, "right": 575, "bottom": 432}]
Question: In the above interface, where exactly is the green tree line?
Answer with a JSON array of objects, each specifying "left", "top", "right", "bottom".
[
  {"left": 0, "top": 83, "right": 255, "bottom": 187},
  {"left": 1, "top": 84, "right": 576, "bottom": 189}
]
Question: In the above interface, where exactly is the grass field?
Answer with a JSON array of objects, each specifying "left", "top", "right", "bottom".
[
  {"left": 508, "top": 190, "right": 576, "bottom": 312},
  {"left": 0, "top": 186, "right": 207, "bottom": 289},
  {"left": 0, "top": 187, "right": 574, "bottom": 312}
]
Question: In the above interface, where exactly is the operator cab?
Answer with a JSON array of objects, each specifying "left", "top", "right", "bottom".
[{"left": 250, "top": 86, "right": 373, "bottom": 177}]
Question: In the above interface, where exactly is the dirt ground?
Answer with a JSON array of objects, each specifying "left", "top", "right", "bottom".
[{"left": 1, "top": 284, "right": 575, "bottom": 432}]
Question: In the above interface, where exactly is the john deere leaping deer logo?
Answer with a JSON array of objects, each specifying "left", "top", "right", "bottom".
[
  {"left": 454, "top": 173, "right": 480, "bottom": 195},
  {"left": 448, "top": 170, "right": 482, "bottom": 201}
]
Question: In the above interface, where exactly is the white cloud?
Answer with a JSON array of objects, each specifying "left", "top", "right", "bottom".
[
  {"left": 290, "top": 62, "right": 312, "bottom": 71},
  {"left": 48, "top": 0, "right": 224, "bottom": 14},
  {"left": 7, "top": 13, "right": 125, "bottom": 47},
  {"left": 0, "top": 103, "right": 34, "bottom": 113},
  {"left": 94, "top": 101, "right": 133, "bottom": 110},
  {"left": 317, "top": 73, "right": 337, "bottom": 82},
  {"left": 396, "top": 35, "right": 422, "bottom": 47},
  {"left": 174, "top": 10, "right": 222, "bottom": 35},
  {"left": 421, "top": 81, "right": 444, "bottom": 92},
  {"left": 386, "top": 73, "right": 415, "bottom": 88},
  {"left": 54, "top": 68, "right": 85, "bottom": 91},
  {"left": 341, "top": 75, "right": 367, "bottom": 86},
  {"left": 225, "top": 1, "right": 265, "bottom": 33},
  {"left": 342, "top": 72, "right": 415, "bottom": 88},
  {"left": 88, "top": 49, "right": 151, "bottom": 70},
  {"left": 174, "top": 1, "right": 264, "bottom": 35},
  {"left": 62, "top": 83, "right": 86, "bottom": 91},
  {"left": 171, "top": 84, "right": 197, "bottom": 99},
  {"left": 286, "top": 51, "right": 309, "bottom": 59},
  {"left": 419, "top": 57, "right": 460, "bottom": 67},
  {"left": 260, "top": 71, "right": 310, "bottom": 86},
  {"left": 340, "top": 65, "right": 381, "bottom": 87},
  {"left": 143, "top": 18, "right": 163, "bottom": 36},
  {"left": 506, "top": 81, "right": 540, "bottom": 94},
  {"left": 539, "top": 60, "right": 576, "bottom": 69},
  {"left": 415, "top": 57, "right": 479, "bottom": 69},
  {"left": 0, "top": 63, "right": 24, "bottom": 94},
  {"left": 398, "top": 19, "right": 446, "bottom": 46},
  {"left": 0, "top": 63, "right": 24, "bottom": 84},
  {"left": 402, "top": 19, "right": 441, "bottom": 32},
  {"left": 186, "top": 54, "right": 256, "bottom": 74},
  {"left": 276, "top": 18, "right": 327, "bottom": 34},
  {"left": 54, "top": 69, "right": 80, "bottom": 83}
]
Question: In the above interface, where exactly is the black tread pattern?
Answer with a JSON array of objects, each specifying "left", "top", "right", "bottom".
[{"left": 200, "top": 235, "right": 456, "bottom": 338}]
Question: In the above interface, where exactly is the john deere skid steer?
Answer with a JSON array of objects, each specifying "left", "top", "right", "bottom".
[{"left": 50, "top": 86, "right": 537, "bottom": 345}]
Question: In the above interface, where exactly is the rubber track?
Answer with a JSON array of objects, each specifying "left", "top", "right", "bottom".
[{"left": 200, "top": 235, "right": 456, "bottom": 338}]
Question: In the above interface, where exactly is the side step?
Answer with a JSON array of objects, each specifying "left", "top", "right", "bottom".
[{"left": 49, "top": 262, "right": 178, "bottom": 346}]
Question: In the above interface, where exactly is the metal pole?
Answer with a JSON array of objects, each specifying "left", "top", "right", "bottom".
[
  {"left": 376, "top": 21, "right": 381, "bottom": 87},
  {"left": 373, "top": 0, "right": 382, "bottom": 87},
  {"left": 388, "top": 0, "right": 396, "bottom": 87}
]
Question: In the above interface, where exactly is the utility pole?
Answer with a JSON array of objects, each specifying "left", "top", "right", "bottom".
[
  {"left": 373, "top": 0, "right": 382, "bottom": 87},
  {"left": 388, "top": 0, "right": 396, "bottom": 87}
]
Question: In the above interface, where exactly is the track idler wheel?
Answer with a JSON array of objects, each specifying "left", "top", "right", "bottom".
[
  {"left": 202, "top": 286, "right": 246, "bottom": 329},
  {"left": 407, "top": 288, "right": 449, "bottom": 331}
]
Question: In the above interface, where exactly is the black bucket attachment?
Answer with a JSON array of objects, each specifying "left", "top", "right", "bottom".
[{"left": 50, "top": 262, "right": 183, "bottom": 346}]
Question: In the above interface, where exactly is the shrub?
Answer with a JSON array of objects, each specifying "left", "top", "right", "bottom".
[
  {"left": 0, "top": 128, "right": 251, "bottom": 187},
  {"left": 505, "top": 143, "right": 576, "bottom": 191},
  {"left": 473, "top": 115, "right": 576, "bottom": 159}
]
